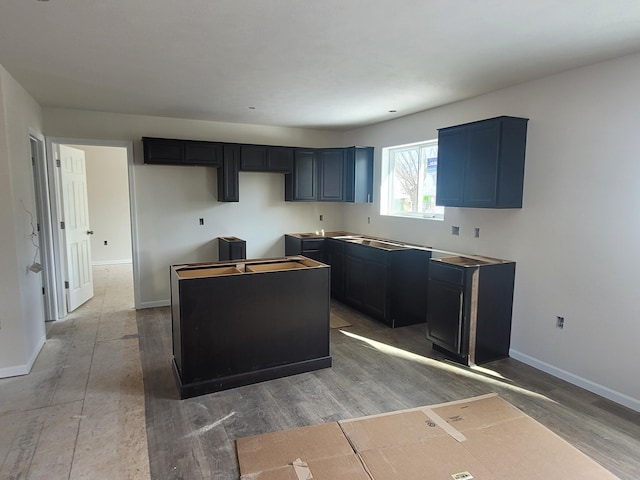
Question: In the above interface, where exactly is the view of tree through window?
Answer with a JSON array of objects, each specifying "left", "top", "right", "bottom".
[{"left": 385, "top": 140, "right": 443, "bottom": 219}]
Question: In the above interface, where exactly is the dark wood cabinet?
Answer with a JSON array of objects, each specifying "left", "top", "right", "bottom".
[
  {"left": 143, "top": 138, "right": 184, "bottom": 165},
  {"left": 345, "top": 146, "right": 374, "bottom": 203},
  {"left": 170, "top": 258, "right": 331, "bottom": 398},
  {"left": 318, "top": 149, "right": 346, "bottom": 201},
  {"left": 184, "top": 141, "right": 223, "bottom": 166},
  {"left": 284, "top": 234, "right": 325, "bottom": 262},
  {"left": 285, "top": 149, "right": 317, "bottom": 201},
  {"left": 436, "top": 116, "right": 528, "bottom": 208},
  {"left": 143, "top": 137, "right": 223, "bottom": 167},
  {"left": 218, "top": 236, "right": 246, "bottom": 261},
  {"left": 218, "top": 144, "right": 240, "bottom": 202},
  {"left": 426, "top": 258, "right": 515, "bottom": 365},
  {"left": 285, "top": 146, "right": 374, "bottom": 203},
  {"left": 240, "top": 145, "right": 268, "bottom": 171},
  {"left": 343, "top": 242, "right": 430, "bottom": 327},
  {"left": 144, "top": 137, "right": 372, "bottom": 203},
  {"left": 325, "top": 238, "right": 346, "bottom": 299},
  {"left": 266, "top": 146, "right": 294, "bottom": 172},
  {"left": 240, "top": 145, "right": 294, "bottom": 172}
]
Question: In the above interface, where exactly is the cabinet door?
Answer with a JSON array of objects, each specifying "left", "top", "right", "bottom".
[
  {"left": 325, "top": 240, "right": 345, "bottom": 299},
  {"left": 267, "top": 147, "right": 294, "bottom": 172},
  {"left": 426, "top": 280, "right": 464, "bottom": 354},
  {"left": 463, "top": 122, "right": 500, "bottom": 207},
  {"left": 285, "top": 149, "right": 317, "bottom": 201},
  {"left": 184, "top": 141, "right": 223, "bottom": 167},
  {"left": 345, "top": 256, "right": 366, "bottom": 307},
  {"left": 435, "top": 128, "right": 466, "bottom": 206},
  {"left": 318, "top": 149, "right": 345, "bottom": 201},
  {"left": 240, "top": 145, "right": 268, "bottom": 171},
  {"left": 143, "top": 138, "right": 184, "bottom": 165},
  {"left": 345, "top": 146, "right": 373, "bottom": 203},
  {"left": 364, "top": 260, "right": 388, "bottom": 321},
  {"left": 218, "top": 145, "right": 240, "bottom": 202}
]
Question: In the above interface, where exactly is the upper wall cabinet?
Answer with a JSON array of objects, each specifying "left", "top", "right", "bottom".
[
  {"left": 285, "top": 149, "right": 317, "bottom": 201},
  {"left": 143, "top": 137, "right": 222, "bottom": 167},
  {"left": 239, "top": 145, "right": 294, "bottom": 172},
  {"left": 345, "top": 146, "right": 374, "bottom": 203},
  {"left": 285, "top": 146, "right": 374, "bottom": 203},
  {"left": 436, "top": 116, "right": 528, "bottom": 208}
]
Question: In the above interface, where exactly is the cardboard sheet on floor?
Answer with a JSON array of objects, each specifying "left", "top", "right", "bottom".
[
  {"left": 236, "top": 421, "right": 371, "bottom": 479},
  {"left": 236, "top": 394, "right": 620, "bottom": 480}
]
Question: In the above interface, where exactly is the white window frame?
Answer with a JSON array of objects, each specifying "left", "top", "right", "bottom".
[{"left": 380, "top": 139, "right": 444, "bottom": 221}]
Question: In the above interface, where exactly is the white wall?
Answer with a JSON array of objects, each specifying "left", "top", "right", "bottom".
[
  {"left": 43, "top": 110, "right": 344, "bottom": 306},
  {"left": 341, "top": 52, "right": 640, "bottom": 411},
  {"left": 74, "top": 145, "right": 132, "bottom": 265},
  {"left": 0, "top": 65, "right": 46, "bottom": 377}
]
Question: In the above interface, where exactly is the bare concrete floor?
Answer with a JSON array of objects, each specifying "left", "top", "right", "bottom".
[{"left": 0, "top": 264, "right": 150, "bottom": 480}]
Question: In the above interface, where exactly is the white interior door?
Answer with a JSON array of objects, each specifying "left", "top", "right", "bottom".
[{"left": 59, "top": 144, "right": 94, "bottom": 311}]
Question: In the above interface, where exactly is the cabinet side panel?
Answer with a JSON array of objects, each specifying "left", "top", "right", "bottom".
[
  {"left": 475, "top": 263, "right": 516, "bottom": 363},
  {"left": 170, "top": 269, "right": 183, "bottom": 376},
  {"left": 497, "top": 118, "right": 528, "bottom": 208}
]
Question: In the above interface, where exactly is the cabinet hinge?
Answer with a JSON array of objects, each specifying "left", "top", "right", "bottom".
[
  {"left": 60, "top": 221, "right": 65, "bottom": 230},
  {"left": 64, "top": 281, "right": 69, "bottom": 289}
]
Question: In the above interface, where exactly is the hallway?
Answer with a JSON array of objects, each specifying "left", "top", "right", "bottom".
[{"left": 0, "top": 264, "right": 150, "bottom": 479}]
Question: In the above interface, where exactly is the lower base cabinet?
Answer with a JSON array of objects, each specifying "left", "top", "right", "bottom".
[
  {"left": 426, "top": 259, "right": 515, "bottom": 365},
  {"left": 341, "top": 242, "right": 431, "bottom": 328},
  {"left": 171, "top": 257, "right": 331, "bottom": 398}
]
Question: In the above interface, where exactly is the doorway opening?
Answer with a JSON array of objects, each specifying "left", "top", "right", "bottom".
[{"left": 42, "top": 138, "right": 137, "bottom": 320}]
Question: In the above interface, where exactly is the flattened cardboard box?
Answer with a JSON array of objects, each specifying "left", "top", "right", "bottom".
[
  {"left": 236, "top": 421, "right": 371, "bottom": 479},
  {"left": 237, "top": 394, "right": 619, "bottom": 480}
]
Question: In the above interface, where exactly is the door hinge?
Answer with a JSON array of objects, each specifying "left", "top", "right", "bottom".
[
  {"left": 56, "top": 158, "right": 61, "bottom": 167},
  {"left": 64, "top": 281, "right": 69, "bottom": 289},
  {"left": 60, "top": 221, "right": 65, "bottom": 229},
  {"left": 42, "top": 287, "right": 45, "bottom": 295},
  {"left": 37, "top": 223, "right": 41, "bottom": 232}
]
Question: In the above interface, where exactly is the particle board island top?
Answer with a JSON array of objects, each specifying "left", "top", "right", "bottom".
[{"left": 170, "top": 256, "right": 331, "bottom": 399}]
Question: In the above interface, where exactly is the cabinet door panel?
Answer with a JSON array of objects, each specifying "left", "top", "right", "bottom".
[
  {"left": 345, "top": 256, "right": 366, "bottom": 307},
  {"left": 426, "top": 280, "right": 463, "bottom": 354},
  {"left": 318, "top": 149, "right": 345, "bottom": 201},
  {"left": 218, "top": 145, "right": 240, "bottom": 202},
  {"left": 267, "top": 147, "right": 294, "bottom": 172},
  {"left": 185, "top": 141, "right": 223, "bottom": 166},
  {"left": 364, "top": 261, "right": 388, "bottom": 321},
  {"left": 143, "top": 138, "right": 183, "bottom": 165},
  {"left": 288, "top": 150, "right": 317, "bottom": 201},
  {"left": 464, "top": 123, "right": 500, "bottom": 207},
  {"left": 240, "top": 145, "right": 268, "bottom": 170},
  {"left": 435, "top": 129, "right": 466, "bottom": 206}
]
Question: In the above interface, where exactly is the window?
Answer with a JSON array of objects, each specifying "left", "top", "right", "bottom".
[{"left": 381, "top": 139, "right": 444, "bottom": 220}]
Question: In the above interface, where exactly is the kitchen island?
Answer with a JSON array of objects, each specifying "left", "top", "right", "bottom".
[{"left": 170, "top": 256, "right": 331, "bottom": 399}]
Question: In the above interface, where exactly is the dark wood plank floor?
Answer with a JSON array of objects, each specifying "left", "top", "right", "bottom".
[{"left": 137, "top": 300, "right": 640, "bottom": 480}]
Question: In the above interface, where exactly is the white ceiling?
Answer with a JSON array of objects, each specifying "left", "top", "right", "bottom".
[{"left": 1, "top": 1, "right": 640, "bottom": 131}]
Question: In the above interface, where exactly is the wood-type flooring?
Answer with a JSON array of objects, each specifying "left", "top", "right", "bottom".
[{"left": 137, "top": 299, "right": 640, "bottom": 480}]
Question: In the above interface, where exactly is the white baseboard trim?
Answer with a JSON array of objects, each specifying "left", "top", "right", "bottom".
[
  {"left": 509, "top": 349, "right": 640, "bottom": 413},
  {"left": 137, "top": 299, "right": 170, "bottom": 309},
  {"left": 0, "top": 334, "right": 46, "bottom": 379},
  {"left": 92, "top": 259, "right": 133, "bottom": 266}
]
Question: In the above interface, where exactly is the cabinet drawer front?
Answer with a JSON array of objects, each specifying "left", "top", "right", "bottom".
[
  {"left": 429, "top": 261, "right": 464, "bottom": 286},
  {"left": 301, "top": 238, "right": 325, "bottom": 250}
]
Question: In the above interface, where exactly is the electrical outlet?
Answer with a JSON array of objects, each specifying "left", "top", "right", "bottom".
[
  {"left": 451, "top": 226, "right": 460, "bottom": 236},
  {"left": 104, "top": 240, "right": 108, "bottom": 246},
  {"left": 367, "top": 216, "right": 371, "bottom": 224},
  {"left": 474, "top": 227, "right": 480, "bottom": 238},
  {"left": 199, "top": 218, "right": 204, "bottom": 225},
  {"left": 556, "top": 316, "right": 565, "bottom": 329},
  {"left": 319, "top": 214, "right": 323, "bottom": 221}
]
